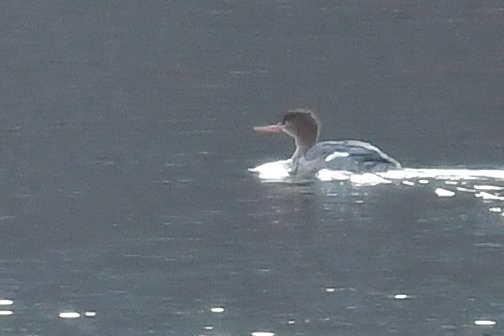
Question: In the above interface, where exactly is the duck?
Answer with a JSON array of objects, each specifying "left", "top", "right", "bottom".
[{"left": 254, "top": 109, "right": 401, "bottom": 176}]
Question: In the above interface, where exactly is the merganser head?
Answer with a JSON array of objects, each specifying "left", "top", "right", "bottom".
[{"left": 254, "top": 109, "right": 320, "bottom": 160}]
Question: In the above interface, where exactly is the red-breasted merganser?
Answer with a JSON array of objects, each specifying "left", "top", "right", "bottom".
[{"left": 254, "top": 109, "right": 401, "bottom": 176}]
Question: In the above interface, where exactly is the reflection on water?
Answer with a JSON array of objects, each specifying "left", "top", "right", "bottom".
[
  {"left": 246, "top": 163, "right": 504, "bottom": 334},
  {"left": 0, "top": 298, "right": 96, "bottom": 320},
  {"left": 0, "top": 299, "right": 13, "bottom": 316},
  {"left": 244, "top": 164, "right": 504, "bottom": 335},
  {"left": 251, "top": 161, "right": 504, "bottom": 183},
  {"left": 59, "top": 312, "right": 81, "bottom": 319},
  {"left": 251, "top": 161, "right": 504, "bottom": 215}
]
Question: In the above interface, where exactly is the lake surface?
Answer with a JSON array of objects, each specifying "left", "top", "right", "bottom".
[{"left": 1, "top": 1, "right": 504, "bottom": 335}]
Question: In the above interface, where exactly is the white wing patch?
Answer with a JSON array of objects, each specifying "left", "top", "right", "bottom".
[{"left": 325, "top": 151, "right": 349, "bottom": 162}]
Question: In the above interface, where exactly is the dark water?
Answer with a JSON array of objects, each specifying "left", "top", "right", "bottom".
[{"left": 1, "top": 1, "right": 504, "bottom": 335}]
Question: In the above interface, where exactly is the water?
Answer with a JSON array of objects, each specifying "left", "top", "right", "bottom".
[{"left": 1, "top": 1, "right": 504, "bottom": 335}]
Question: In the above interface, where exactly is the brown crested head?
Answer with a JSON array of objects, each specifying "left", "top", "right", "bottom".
[{"left": 281, "top": 109, "right": 320, "bottom": 147}]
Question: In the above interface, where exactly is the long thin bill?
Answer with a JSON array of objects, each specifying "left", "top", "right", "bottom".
[{"left": 253, "top": 124, "right": 284, "bottom": 134}]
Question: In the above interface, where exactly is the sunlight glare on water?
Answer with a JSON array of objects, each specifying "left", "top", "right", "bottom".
[
  {"left": 210, "top": 306, "right": 225, "bottom": 313},
  {"left": 59, "top": 312, "right": 80, "bottom": 319},
  {"left": 393, "top": 294, "right": 411, "bottom": 300},
  {"left": 251, "top": 332, "right": 275, "bottom": 336},
  {"left": 248, "top": 160, "right": 292, "bottom": 180},
  {"left": 474, "top": 320, "right": 496, "bottom": 326},
  {"left": 250, "top": 162, "right": 504, "bottom": 212},
  {"left": 434, "top": 188, "right": 456, "bottom": 197},
  {"left": 250, "top": 161, "right": 504, "bottom": 186}
]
